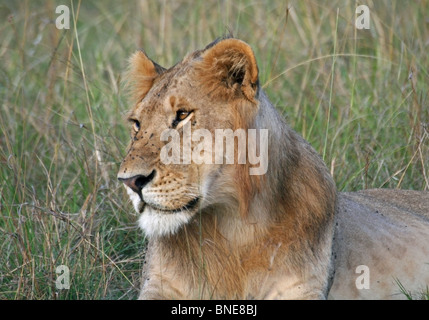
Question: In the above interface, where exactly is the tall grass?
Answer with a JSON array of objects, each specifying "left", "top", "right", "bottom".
[
  {"left": 0, "top": 0, "right": 428, "bottom": 299},
  {"left": 395, "top": 278, "right": 429, "bottom": 300}
]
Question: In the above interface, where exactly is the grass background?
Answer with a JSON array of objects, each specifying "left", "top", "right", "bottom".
[{"left": 0, "top": 0, "right": 428, "bottom": 299}]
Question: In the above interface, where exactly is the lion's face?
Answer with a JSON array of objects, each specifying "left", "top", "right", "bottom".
[{"left": 118, "top": 38, "right": 260, "bottom": 237}]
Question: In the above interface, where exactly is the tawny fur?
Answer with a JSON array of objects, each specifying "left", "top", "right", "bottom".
[{"left": 118, "top": 37, "right": 429, "bottom": 300}]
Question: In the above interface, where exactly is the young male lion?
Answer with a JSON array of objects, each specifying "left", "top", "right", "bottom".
[{"left": 117, "top": 37, "right": 429, "bottom": 299}]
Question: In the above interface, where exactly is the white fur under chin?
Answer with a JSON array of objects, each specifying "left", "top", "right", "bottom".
[
  {"left": 124, "top": 186, "right": 193, "bottom": 237},
  {"left": 138, "top": 207, "right": 193, "bottom": 238}
]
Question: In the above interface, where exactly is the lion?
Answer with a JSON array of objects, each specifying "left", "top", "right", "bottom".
[{"left": 117, "top": 36, "right": 429, "bottom": 300}]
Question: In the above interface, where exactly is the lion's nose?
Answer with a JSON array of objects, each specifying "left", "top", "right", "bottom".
[{"left": 118, "top": 170, "right": 156, "bottom": 194}]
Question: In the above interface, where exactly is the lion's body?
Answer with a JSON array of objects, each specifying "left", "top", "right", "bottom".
[
  {"left": 331, "top": 190, "right": 429, "bottom": 299},
  {"left": 118, "top": 37, "right": 429, "bottom": 300}
]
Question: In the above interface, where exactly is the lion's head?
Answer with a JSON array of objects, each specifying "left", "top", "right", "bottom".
[
  {"left": 118, "top": 37, "right": 341, "bottom": 299},
  {"left": 118, "top": 37, "right": 271, "bottom": 238}
]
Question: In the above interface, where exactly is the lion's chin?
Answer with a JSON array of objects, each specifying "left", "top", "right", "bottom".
[
  {"left": 125, "top": 185, "right": 200, "bottom": 237},
  {"left": 138, "top": 206, "right": 195, "bottom": 238}
]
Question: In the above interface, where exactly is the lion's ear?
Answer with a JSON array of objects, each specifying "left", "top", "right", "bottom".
[
  {"left": 126, "top": 50, "right": 166, "bottom": 102},
  {"left": 196, "top": 38, "right": 259, "bottom": 101}
]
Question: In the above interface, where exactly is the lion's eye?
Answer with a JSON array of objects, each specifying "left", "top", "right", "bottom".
[
  {"left": 131, "top": 120, "right": 140, "bottom": 133},
  {"left": 176, "top": 110, "right": 190, "bottom": 121},
  {"left": 172, "top": 110, "right": 192, "bottom": 128}
]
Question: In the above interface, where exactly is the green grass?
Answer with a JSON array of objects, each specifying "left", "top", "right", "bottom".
[
  {"left": 395, "top": 278, "right": 429, "bottom": 300},
  {"left": 0, "top": 0, "right": 428, "bottom": 299}
]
